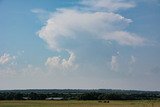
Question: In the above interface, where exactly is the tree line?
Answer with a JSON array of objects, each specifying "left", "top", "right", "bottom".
[{"left": 0, "top": 89, "right": 160, "bottom": 100}]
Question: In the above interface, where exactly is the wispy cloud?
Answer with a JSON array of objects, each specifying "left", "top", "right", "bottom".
[
  {"left": 111, "top": 55, "right": 119, "bottom": 71},
  {"left": 0, "top": 53, "right": 15, "bottom": 65},
  {"left": 31, "top": 8, "right": 51, "bottom": 23},
  {"left": 128, "top": 55, "right": 136, "bottom": 73},
  {"left": 80, "top": 0, "right": 136, "bottom": 12},
  {"left": 104, "top": 31, "right": 146, "bottom": 46},
  {"left": 130, "top": 55, "right": 136, "bottom": 64}
]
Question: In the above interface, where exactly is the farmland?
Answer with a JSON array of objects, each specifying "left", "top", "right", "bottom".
[{"left": 0, "top": 100, "right": 160, "bottom": 107}]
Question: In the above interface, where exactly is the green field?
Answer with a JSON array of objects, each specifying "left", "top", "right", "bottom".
[{"left": 0, "top": 100, "right": 160, "bottom": 107}]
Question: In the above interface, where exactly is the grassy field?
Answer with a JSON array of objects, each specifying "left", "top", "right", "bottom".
[{"left": 0, "top": 100, "right": 160, "bottom": 107}]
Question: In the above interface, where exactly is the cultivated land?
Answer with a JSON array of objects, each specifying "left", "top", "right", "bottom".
[{"left": 0, "top": 100, "right": 160, "bottom": 107}]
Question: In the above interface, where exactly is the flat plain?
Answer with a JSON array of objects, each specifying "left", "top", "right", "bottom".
[{"left": 0, "top": 100, "right": 160, "bottom": 107}]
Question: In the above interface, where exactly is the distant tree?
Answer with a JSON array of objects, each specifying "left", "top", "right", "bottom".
[
  {"left": 29, "top": 92, "right": 38, "bottom": 100},
  {"left": 14, "top": 93, "right": 23, "bottom": 100},
  {"left": 5, "top": 92, "right": 15, "bottom": 100}
]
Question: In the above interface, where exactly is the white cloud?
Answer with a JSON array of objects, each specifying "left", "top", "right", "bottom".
[
  {"left": 111, "top": 55, "right": 119, "bottom": 71},
  {"left": 80, "top": 0, "right": 136, "bottom": 12},
  {"left": 37, "top": 8, "right": 145, "bottom": 51},
  {"left": 45, "top": 52, "right": 78, "bottom": 71},
  {"left": 0, "top": 53, "right": 15, "bottom": 64}
]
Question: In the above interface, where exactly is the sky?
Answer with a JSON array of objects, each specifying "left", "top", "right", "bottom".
[{"left": 0, "top": 0, "right": 160, "bottom": 91}]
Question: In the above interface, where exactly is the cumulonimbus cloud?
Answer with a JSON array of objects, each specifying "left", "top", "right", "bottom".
[
  {"left": 37, "top": 9, "right": 145, "bottom": 51},
  {"left": 36, "top": 0, "right": 147, "bottom": 71}
]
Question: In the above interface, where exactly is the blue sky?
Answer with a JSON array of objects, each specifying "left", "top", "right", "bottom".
[{"left": 0, "top": 0, "right": 160, "bottom": 90}]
